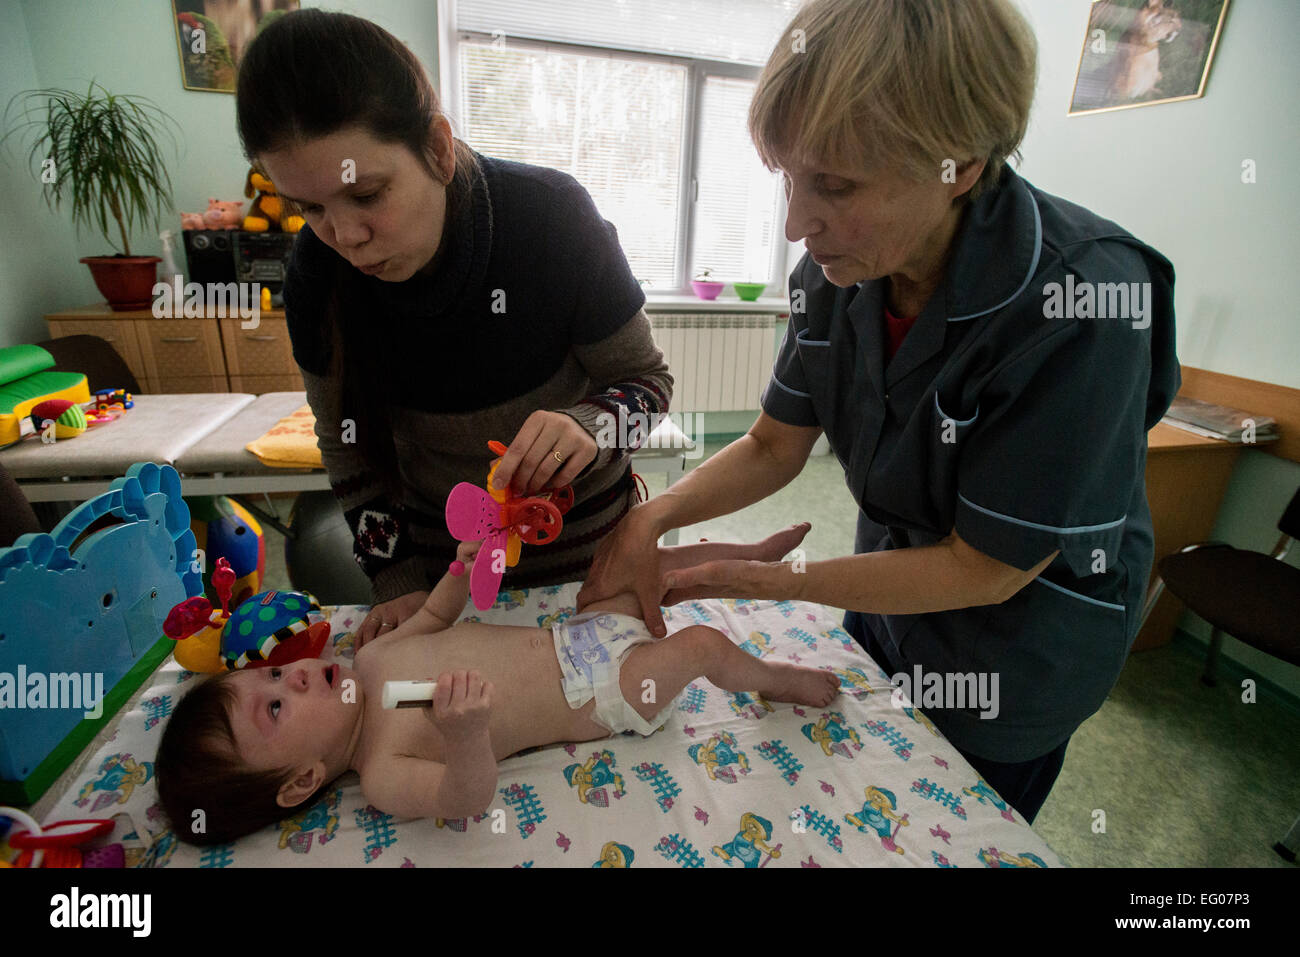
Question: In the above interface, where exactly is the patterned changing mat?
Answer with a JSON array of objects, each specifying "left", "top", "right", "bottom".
[{"left": 41, "top": 585, "right": 1063, "bottom": 868}]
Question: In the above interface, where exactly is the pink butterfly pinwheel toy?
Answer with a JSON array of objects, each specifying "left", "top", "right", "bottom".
[{"left": 445, "top": 439, "right": 575, "bottom": 610}]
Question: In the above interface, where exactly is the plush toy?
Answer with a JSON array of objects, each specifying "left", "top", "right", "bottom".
[
  {"left": 164, "top": 557, "right": 330, "bottom": 673},
  {"left": 242, "top": 167, "right": 305, "bottom": 234},
  {"left": 179, "top": 198, "right": 244, "bottom": 230}
]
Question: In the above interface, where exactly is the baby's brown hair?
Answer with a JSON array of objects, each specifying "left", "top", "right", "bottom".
[{"left": 156, "top": 670, "right": 325, "bottom": 846}]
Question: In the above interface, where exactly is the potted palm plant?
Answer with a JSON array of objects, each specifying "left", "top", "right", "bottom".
[{"left": 2, "top": 80, "right": 183, "bottom": 310}]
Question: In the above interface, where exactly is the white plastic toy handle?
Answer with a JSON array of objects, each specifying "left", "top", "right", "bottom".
[{"left": 382, "top": 680, "right": 439, "bottom": 710}]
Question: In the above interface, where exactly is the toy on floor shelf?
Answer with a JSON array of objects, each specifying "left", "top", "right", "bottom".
[
  {"left": 0, "top": 806, "right": 123, "bottom": 868},
  {"left": 446, "top": 439, "right": 575, "bottom": 611},
  {"left": 187, "top": 495, "right": 265, "bottom": 608},
  {"left": 163, "top": 557, "right": 330, "bottom": 673}
]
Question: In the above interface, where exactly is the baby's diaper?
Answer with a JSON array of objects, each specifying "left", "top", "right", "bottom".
[{"left": 551, "top": 611, "right": 677, "bottom": 736}]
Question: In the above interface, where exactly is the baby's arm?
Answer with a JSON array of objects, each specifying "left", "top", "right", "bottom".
[
  {"left": 363, "top": 670, "right": 498, "bottom": 819},
  {"left": 375, "top": 541, "right": 481, "bottom": 644}
]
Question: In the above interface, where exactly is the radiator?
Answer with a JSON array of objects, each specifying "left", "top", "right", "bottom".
[{"left": 649, "top": 313, "right": 780, "bottom": 413}]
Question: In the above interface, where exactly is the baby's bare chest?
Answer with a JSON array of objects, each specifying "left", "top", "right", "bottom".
[{"left": 355, "top": 622, "right": 568, "bottom": 764}]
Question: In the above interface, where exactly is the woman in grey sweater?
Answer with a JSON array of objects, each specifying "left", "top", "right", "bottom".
[{"left": 236, "top": 10, "right": 671, "bottom": 645}]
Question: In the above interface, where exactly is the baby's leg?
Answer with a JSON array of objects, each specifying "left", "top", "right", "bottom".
[
  {"left": 657, "top": 523, "right": 811, "bottom": 577},
  {"left": 618, "top": 624, "right": 839, "bottom": 723}
]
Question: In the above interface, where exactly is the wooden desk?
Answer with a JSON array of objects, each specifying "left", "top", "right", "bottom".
[
  {"left": 1136, "top": 421, "right": 1244, "bottom": 650},
  {"left": 1136, "top": 365, "right": 1299, "bottom": 650}
]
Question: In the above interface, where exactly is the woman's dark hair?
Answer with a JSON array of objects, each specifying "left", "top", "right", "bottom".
[
  {"left": 156, "top": 670, "right": 325, "bottom": 846},
  {"left": 235, "top": 10, "right": 480, "bottom": 486}
]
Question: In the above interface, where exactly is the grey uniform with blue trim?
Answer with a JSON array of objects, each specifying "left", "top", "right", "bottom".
[{"left": 762, "top": 165, "right": 1180, "bottom": 763}]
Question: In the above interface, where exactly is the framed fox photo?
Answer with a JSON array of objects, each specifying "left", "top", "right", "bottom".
[{"left": 1069, "top": 0, "right": 1230, "bottom": 115}]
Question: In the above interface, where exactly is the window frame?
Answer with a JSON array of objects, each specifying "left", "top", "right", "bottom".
[{"left": 438, "top": 5, "right": 790, "bottom": 297}]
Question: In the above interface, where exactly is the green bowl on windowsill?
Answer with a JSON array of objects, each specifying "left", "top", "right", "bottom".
[{"left": 733, "top": 282, "right": 767, "bottom": 301}]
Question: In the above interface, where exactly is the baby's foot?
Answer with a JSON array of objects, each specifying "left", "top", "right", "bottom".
[
  {"left": 758, "top": 662, "right": 840, "bottom": 708},
  {"left": 753, "top": 522, "right": 812, "bottom": 563}
]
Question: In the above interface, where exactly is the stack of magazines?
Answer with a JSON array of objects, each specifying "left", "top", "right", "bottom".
[{"left": 1161, "top": 396, "right": 1279, "bottom": 443}]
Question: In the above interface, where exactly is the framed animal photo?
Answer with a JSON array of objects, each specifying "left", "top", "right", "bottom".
[
  {"left": 1069, "top": 0, "right": 1230, "bottom": 115},
  {"left": 172, "top": 0, "right": 300, "bottom": 94}
]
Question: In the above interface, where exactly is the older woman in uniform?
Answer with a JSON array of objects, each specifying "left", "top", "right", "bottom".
[{"left": 579, "top": 0, "right": 1180, "bottom": 823}]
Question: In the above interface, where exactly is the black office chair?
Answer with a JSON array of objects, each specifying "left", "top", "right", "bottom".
[
  {"left": 1140, "top": 485, "right": 1300, "bottom": 862},
  {"left": 36, "top": 334, "right": 142, "bottom": 395}
]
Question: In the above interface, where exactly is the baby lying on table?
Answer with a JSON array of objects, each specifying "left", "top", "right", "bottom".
[{"left": 157, "top": 523, "right": 838, "bottom": 845}]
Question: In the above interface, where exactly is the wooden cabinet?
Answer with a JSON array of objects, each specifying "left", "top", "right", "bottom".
[
  {"left": 44, "top": 305, "right": 305, "bottom": 395},
  {"left": 219, "top": 317, "right": 303, "bottom": 393}
]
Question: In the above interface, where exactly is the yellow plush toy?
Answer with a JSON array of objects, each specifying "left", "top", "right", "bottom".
[{"left": 241, "top": 167, "right": 305, "bottom": 234}]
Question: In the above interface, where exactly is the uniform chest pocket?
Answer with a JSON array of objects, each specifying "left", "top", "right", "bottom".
[
  {"left": 794, "top": 327, "right": 844, "bottom": 434},
  {"left": 932, "top": 390, "right": 980, "bottom": 444},
  {"left": 925, "top": 389, "right": 980, "bottom": 523}
]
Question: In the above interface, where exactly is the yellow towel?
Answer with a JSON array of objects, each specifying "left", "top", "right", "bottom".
[{"left": 245, "top": 404, "right": 323, "bottom": 469}]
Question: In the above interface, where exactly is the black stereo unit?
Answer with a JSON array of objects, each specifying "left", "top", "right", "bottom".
[
  {"left": 182, "top": 230, "right": 298, "bottom": 292},
  {"left": 182, "top": 229, "right": 237, "bottom": 284}
]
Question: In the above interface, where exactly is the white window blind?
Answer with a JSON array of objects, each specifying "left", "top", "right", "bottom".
[
  {"left": 456, "top": 0, "right": 801, "bottom": 66},
  {"left": 460, "top": 40, "right": 686, "bottom": 286},
  {"left": 693, "top": 75, "right": 783, "bottom": 282},
  {"left": 451, "top": 0, "right": 793, "bottom": 292}
]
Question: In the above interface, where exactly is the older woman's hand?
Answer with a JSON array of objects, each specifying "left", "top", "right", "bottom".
[
  {"left": 576, "top": 507, "right": 669, "bottom": 636},
  {"left": 357, "top": 589, "right": 429, "bottom": 650},
  {"left": 493, "top": 410, "right": 598, "bottom": 496},
  {"left": 660, "top": 560, "right": 800, "bottom": 606}
]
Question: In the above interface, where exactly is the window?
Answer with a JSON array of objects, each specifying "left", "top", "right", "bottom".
[{"left": 443, "top": 0, "right": 798, "bottom": 295}]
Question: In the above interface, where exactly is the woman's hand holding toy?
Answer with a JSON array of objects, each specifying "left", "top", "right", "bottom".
[{"left": 492, "top": 410, "right": 597, "bottom": 496}]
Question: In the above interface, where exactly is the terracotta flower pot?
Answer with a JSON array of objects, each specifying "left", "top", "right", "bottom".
[{"left": 80, "top": 255, "right": 161, "bottom": 311}]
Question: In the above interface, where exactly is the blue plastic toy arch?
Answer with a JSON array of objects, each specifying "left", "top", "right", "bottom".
[{"left": 0, "top": 462, "right": 201, "bottom": 784}]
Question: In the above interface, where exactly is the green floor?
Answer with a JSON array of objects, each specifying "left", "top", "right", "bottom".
[{"left": 250, "top": 441, "right": 1300, "bottom": 868}]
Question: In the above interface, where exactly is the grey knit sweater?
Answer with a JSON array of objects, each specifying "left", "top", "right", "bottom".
[{"left": 284, "top": 150, "right": 673, "bottom": 603}]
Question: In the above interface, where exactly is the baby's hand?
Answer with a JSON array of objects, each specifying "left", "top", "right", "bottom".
[
  {"left": 429, "top": 670, "right": 492, "bottom": 739},
  {"left": 456, "top": 540, "right": 484, "bottom": 567}
]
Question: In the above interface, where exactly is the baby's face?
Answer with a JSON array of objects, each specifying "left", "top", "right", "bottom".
[{"left": 225, "top": 659, "right": 360, "bottom": 774}]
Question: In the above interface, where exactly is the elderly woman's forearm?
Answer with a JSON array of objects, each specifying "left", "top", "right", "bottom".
[{"left": 791, "top": 544, "right": 1018, "bottom": 615}]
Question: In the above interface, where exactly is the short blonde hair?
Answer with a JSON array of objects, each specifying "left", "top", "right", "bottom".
[{"left": 750, "top": 0, "right": 1038, "bottom": 202}]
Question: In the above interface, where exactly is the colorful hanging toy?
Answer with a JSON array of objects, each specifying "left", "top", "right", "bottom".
[
  {"left": 446, "top": 439, "right": 574, "bottom": 610},
  {"left": 163, "top": 557, "right": 330, "bottom": 673}
]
